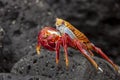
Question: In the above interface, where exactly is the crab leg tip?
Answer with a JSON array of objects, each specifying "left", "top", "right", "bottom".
[
  {"left": 66, "top": 63, "right": 69, "bottom": 70},
  {"left": 36, "top": 45, "right": 41, "bottom": 55},
  {"left": 37, "top": 51, "right": 40, "bottom": 55},
  {"left": 56, "top": 59, "right": 59, "bottom": 64},
  {"left": 66, "top": 62, "right": 69, "bottom": 67},
  {"left": 98, "top": 67, "right": 103, "bottom": 72}
]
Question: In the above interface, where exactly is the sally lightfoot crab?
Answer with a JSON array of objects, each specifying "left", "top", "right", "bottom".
[{"left": 36, "top": 19, "right": 118, "bottom": 72}]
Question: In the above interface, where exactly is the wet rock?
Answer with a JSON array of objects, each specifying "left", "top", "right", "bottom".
[{"left": 11, "top": 50, "right": 120, "bottom": 80}]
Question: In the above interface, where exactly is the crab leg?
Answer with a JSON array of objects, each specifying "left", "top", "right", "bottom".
[
  {"left": 81, "top": 43, "right": 94, "bottom": 57},
  {"left": 91, "top": 43, "right": 118, "bottom": 71},
  {"left": 36, "top": 43, "right": 41, "bottom": 55},
  {"left": 62, "top": 34, "right": 69, "bottom": 68},
  {"left": 88, "top": 50, "right": 94, "bottom": 57},
  {"left": 55, "top": 39, "right": 61, "bottom": 65},
  {"left": 75, "top": 40, "right": 103, "bottom": 72}
]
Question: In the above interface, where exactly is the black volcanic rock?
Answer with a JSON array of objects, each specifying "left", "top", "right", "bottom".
[
  {"left": 0, "top": 0, "right": 55, "bottom": 72},
  {"left": 0, "top": 73, "right": 23, "bottom": 80},
  {"left": 0, "top": 73, "right": 52, "bottom": 80},
  {"left": 11, "top": 50, "right": 119, "bottom": 80}
]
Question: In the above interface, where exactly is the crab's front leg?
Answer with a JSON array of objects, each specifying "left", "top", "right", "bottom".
[{"left": 36, "top": 42, "right": 41, "bottom": 55}]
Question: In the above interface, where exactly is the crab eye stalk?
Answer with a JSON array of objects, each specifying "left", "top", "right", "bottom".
[{"left": 55, "top": 18, "right": 64, "bottom": 27}]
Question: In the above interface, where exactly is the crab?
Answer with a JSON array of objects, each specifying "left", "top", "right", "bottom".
[{"left": 36, "top": 19, "right": 118, "bottom": 72}]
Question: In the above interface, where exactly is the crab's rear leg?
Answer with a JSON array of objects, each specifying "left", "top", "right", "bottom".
[
  {"left": 81, "top": 43, "right": 94, "bottom": 57},
  {"left": 91, "top": 43, "right": 118, "bottom": 71},
  {"left": 88, "top": 50, "right": 94, "bottom": 57},
  {"left": 75, "top": 40, "right": 103, "bottom": 72}
]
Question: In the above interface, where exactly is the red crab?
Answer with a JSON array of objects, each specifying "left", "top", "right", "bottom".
[{"left": 36, "top": 26, "right": 118, "bottom": 72}]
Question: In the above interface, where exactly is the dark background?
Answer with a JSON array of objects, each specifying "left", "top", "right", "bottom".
[{"left": 0, "top": 0, "right": 120, "bottom": 74}]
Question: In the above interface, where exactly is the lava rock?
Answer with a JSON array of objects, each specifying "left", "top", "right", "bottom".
[
  {"left": 11, "top": 50, "right": 120, "bottom": 80},
  {"left": 0, "top": 26, "right": 4, "bottom": 49},
  {"left": 0, "top": 0, "right": 55, "bottom": 72},
  {"left": 0, "top": 73, "right": 23, "bottom": 80},
  {"left": 0, "top": 73, "right": 52, "bottom": 80}
]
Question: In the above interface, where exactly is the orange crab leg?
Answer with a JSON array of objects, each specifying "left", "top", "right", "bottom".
[
  {"left": 62, "top": 34, "right": 69, "bottom": 68},
  {"left": 56, "top": 39, "right": 61, "bottom": 65},
  {"left": 75, "top": 40, "right": 103, "bottom": 72},
  {"left": 36, "top": 43, "right": 41, "bottom": 55},
  {"left": 80, "top": 43, "right": 95, "bottom": 57},
  {"left": 91, "top": 43, "right": 118, "bottom": 71},
  {"left": 88, "top": 50, "right": 94, "bottom": 57}
]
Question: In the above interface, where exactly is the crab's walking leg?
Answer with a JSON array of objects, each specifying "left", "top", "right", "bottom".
[
  {"left": 88, "top": 50, "right": 94, "bottom": 57},
  {"left": 62, "top": 34, "right": 69, "bottom": 68},
  {"left": 91, "top": 43, "right": 118, "bottom": 71},
  {"left": 55, "top": 39, "right": 61, "bottom": 65},
  {"left": 82, "top": 43, "right": 94, "bottom": 57},
  {"left": 36, "top": 43, "right": 41, "bottom": 55},
  {"left": 75, "top": 40, "right": 103, "bottom": 72}
]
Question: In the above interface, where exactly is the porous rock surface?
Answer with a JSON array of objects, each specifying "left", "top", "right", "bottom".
[
  {"left": 0, "top": 73, "right": 52, "bottom": 80},
  {"left": 0, "top": 0, "right": 55, "bottom": 72},
  {"left": 11, "top": 50, "right": 119, "bottom": 80}
]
